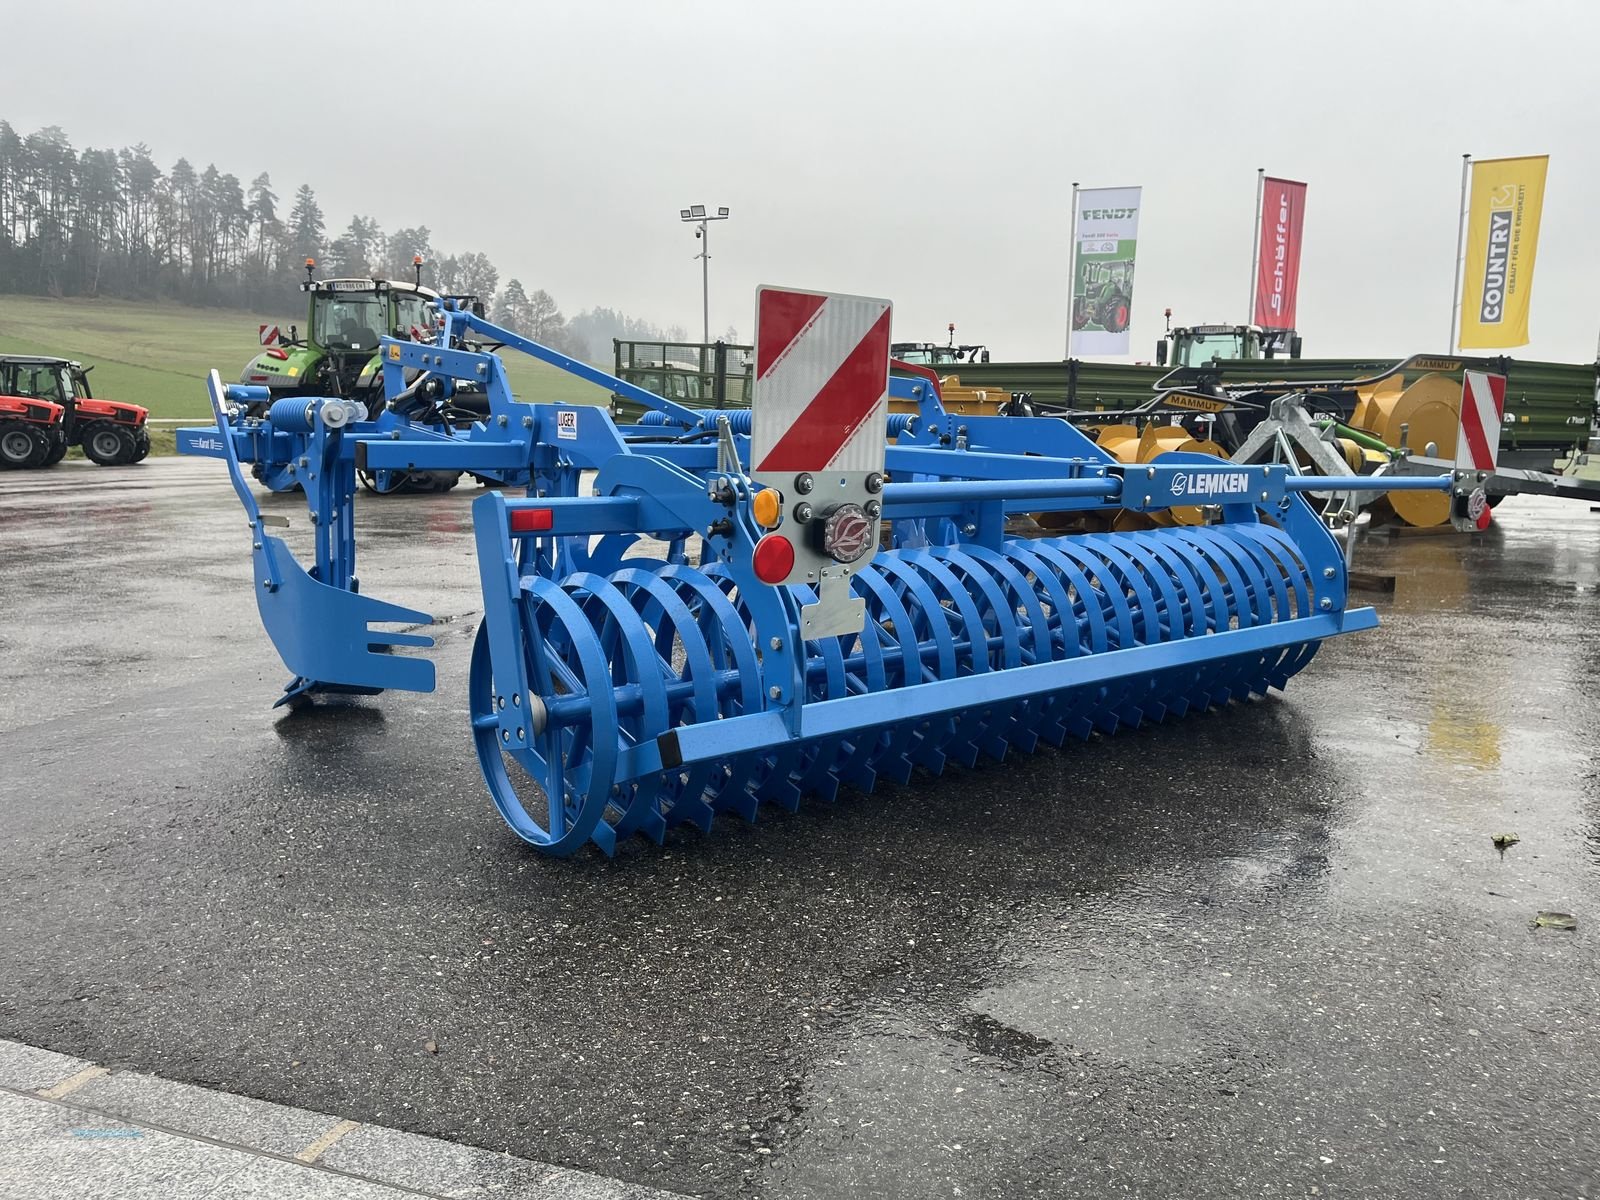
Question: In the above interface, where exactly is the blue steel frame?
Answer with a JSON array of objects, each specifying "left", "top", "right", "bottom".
[{"left": 178, "top": 305, "right": 1458, "bottom": 852}]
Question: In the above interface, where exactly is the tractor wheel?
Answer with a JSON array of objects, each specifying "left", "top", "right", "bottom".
[
  {"left": 83, "top": 422, "right": 139, "bottom": 466},
  {"left": 359, "top": 467, "right": 462, "bottom": 495},
  {"left": 1097, "top": 293, "right": 1131, "bottom": 334},
  {"left": 133, "top": 428, "right": 151, "bottom": 462},
  {"left": 0, "top": 421, "right": 48, "bottom": 468},
  {"left": 359, "top": 467, "right": 407, "bottom": 495},
  {"left": 1071, "top": 297, "right": 1090, "bottom": 331},
  {"left": 42, "top": 431, "right": 70, "bottom": 466}
]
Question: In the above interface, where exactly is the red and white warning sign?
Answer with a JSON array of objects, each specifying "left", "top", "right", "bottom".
[
  {"left": 750, "top": 287, "right": 892, "bottom": 475},
  {"left": 1455, "top": 370, "right": 1506, "bottom": 472},
  {"left": 1455, "top": 370, "right": 1507, "bottom": 531},
  {"left": 259, "top": 324, "right": 281, "bottom": 347}
]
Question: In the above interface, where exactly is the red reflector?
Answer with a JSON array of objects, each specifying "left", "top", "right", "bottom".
[
  {"left": 509, "top": 507, "right": 554, "bottom": 533},
  {"left": 266, "top": 348, "right": 289, "bottom": 360},
  {"left": 752, "top": 534, "right": 795, "bottom": 584}
]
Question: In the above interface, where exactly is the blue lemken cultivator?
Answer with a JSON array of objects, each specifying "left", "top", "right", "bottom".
[{"left": 180, "top": 291, "right": 1464, "bottom": 857}]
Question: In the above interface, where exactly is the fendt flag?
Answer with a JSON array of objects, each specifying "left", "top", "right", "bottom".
[
  {"left": 1459, "top": 155, "right": 1548, "bottom": 349},
  {"left": 1070, "top": 186, "right": 1141, "bottom": 356},
  {"left": 1253, "top": 177, "right": 1307, "bottom": 330}
]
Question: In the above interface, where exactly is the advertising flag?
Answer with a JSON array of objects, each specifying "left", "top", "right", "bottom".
[
  {"left": 1253, "top": 177, "right": 1307, "bottom": 329},
  {"left": 1458, "top": 155, "right": 1548, "bottom": 349},
  {"left": 1070, "top": 186, "right": 1141, "bottom": 356}
]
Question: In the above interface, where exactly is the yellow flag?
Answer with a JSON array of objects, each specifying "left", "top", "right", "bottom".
[{"left": 1458, "top": 155, "right": 1548, "bottom": 349}]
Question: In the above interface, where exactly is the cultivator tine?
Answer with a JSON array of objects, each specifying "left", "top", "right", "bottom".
[
  {"left": 253, "top": 532, "right": 435, "bottom": 705},
  {"left": 187, "top": 370, "right": 437, "bottom": 704}
]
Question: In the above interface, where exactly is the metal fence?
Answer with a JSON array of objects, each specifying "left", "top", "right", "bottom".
[{"left": 611, "top": 339, "right": 754, "bottom": 417}]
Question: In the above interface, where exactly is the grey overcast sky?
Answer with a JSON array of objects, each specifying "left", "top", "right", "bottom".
[{"left": 4, "top": 0, "right": 1598, "bottom": 362}]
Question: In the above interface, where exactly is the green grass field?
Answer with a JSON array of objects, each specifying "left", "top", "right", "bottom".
[{"left": 0, "top": 295, "right": 612, "bottom": 427}]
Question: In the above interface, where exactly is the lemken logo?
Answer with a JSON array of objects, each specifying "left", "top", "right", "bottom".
[
  {"left": 1479, "top": 209, "right": 1513, "bottom": 324},
  {"left": 1170, "top": 472, "right": 1250, "bottom": 499}
]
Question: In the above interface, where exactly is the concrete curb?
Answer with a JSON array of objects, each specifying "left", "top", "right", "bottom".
[{"left": 0, "top": 1039, "right": 687, "bottom": 1199}]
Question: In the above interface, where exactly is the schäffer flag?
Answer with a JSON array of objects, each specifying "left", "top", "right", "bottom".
[{"left": 1458, "top": 155, "right": 1548, "bottom": 349}]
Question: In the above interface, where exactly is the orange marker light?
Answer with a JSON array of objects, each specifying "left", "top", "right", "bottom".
[
  {"left": 752, "top": 488, "right": 782, "bottom": 529},
  {"left": 752, "top": 534, "right": 795, "bottom": 584}
]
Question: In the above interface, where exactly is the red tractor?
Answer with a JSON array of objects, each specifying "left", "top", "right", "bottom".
[{"left": 0, "top": 356, "right": 150, "bottom": 469}]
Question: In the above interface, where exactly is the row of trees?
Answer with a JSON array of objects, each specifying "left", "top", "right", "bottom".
[{"left": 0, "top": 121, "right": 711, "bottom": 362}]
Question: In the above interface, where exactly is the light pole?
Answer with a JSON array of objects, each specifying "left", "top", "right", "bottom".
[{"left": 679, "top": 205, "right": 730, "bottom": 345}]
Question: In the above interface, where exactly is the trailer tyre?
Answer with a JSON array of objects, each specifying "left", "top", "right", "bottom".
[
  {"left": 83, "top": 422, "right": 139, "bottom": 466},
  {"left": 0, "top": 421, "right": 48, "bottom": 468}
]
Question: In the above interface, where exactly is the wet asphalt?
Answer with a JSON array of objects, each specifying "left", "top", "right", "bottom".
[{"left": 2, "top": 457, "right": 1598, "bottom": 1199}]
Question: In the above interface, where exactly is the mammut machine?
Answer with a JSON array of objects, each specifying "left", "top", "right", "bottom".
[{"left": 180, "top": 287, "right": 1468, "bottom": 857}]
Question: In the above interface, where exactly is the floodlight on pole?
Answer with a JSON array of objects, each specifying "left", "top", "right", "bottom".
[{"left": 678, "top": 204, "right": 732, "bottom": 345}]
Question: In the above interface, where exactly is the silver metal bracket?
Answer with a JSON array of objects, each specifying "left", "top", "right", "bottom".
[
  {"left": 800, "top": 565, "right": 866, "bottom": 640},
  {"left": 1231, "top": 393, "right": 1361, "bottom": 516}
]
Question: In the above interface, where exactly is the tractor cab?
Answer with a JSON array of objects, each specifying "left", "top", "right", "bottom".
[
  {"left": 890, "top": 324, "right": 990, "bottom": 367},
  {"left": 240, "top": 259, "right": 442, "bottom": 407},
  {"left": 1155, "top": 322, "right": 1302, "bottom": 369}
]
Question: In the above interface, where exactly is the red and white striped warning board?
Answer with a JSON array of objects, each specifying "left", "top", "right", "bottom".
[
  {"left": 750, "top": 287, "right": 892, "bottom": 475},
  {"left": 258, "top": 324, "right": 281, "bottom": 347},
  {"left": 1455, "top": 370, "right": 1507, "bottom": 472}
]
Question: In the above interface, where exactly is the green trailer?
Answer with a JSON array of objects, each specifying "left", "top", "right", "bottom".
[{"left": 609, "top": 329, "right": 1598, "bottom": 473}]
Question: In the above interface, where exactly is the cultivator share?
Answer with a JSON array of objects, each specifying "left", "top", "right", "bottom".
[{"left": 180, "top": 287, "right": 1478, "bottom": 857}]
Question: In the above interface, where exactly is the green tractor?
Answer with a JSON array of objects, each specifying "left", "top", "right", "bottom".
[
  {"left": 239, "top": 259, "right": 477, "bottom": 493},
  {"left": 1153, "top": 317, "right": 1302, "bottom": 369},
  {"left": 890, "top": 323, "right": 990, "bottom": 368},
  {"left": 1071, "top": 260, "right": 1134, "bottom": 334},
  {"left": 240, "top": 258, "right": 443, "bottom": 416}
]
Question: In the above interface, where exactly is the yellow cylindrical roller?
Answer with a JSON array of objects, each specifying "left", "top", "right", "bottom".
[
  {"left": 1095, "top": 424, "right": 1143, "bottom": 463},
  {"left": 1350, "top": 373, "right": 1406, "bottom": 426},
  {"left": 1353, "top": 373, "right": 1460, "bottom": 527},
  {"left": 1139, "top": 424, "right": 1195, "bottom": 459},
  {"left": 1136, "top": 425, "right": 1226, "bottom": 525}
]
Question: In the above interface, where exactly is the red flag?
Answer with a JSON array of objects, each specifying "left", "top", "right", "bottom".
[{"left": 1253, "top": 177, "right": 1307, "bottom": 329}]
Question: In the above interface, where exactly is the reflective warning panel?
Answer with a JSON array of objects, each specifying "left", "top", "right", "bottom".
[
  {"left": 749, "top": 287, "right": 893, "bottom": 612},
  {"left": 1456, "top": 370, "right": 1507, "bottom": 472},
  {"left": 751, "top": 287, "right": 892, "bottom": 476}
]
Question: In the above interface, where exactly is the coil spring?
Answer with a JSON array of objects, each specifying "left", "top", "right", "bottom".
[{"left": 470, "top": 523, "right": 1325, "bottom": 855}]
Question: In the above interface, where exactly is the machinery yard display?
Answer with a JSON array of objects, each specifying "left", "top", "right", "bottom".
[
  {"left": 180, "top": 287, "right": 1467, "bottom": 858},
  {"left": 618, "top": 328, "right": 1598, "bottom": 530}
]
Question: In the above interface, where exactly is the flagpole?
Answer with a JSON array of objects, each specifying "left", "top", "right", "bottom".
[
  {"left": 1248, "top": 168, "right": 1264, "bottom": 322},
  {"left": 1066, "top": 182, "right": 1079, "bottom": 360},
  {"left": 1448, "top": 153, "right": 1471, "bottom": 352}
]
